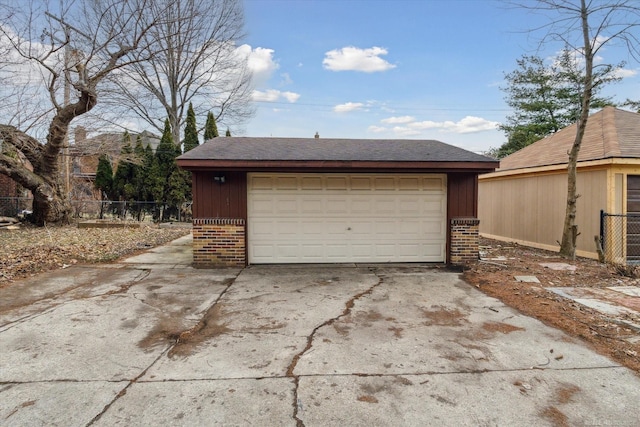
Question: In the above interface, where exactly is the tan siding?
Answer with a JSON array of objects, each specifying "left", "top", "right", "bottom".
[{"left": 479, "top": 169, "right": 607, "bottom": 258}]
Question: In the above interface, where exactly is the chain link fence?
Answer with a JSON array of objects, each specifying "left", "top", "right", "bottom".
[
  {"left": 0, "top": 197, "right": 192, "bottom": 222},
  {"left": 0, "top": 197, "right": 32, "bottom": 218},
  {"left": 600, "top": 211, "right": 640, "bottom": 266}
]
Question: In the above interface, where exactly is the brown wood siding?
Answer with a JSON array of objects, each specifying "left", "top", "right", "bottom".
[
  {"left": 192, "top": 171, "right": 247, "bottom": 219},
  {"left": 447, "top": 173, "right": 478, "bottom": 218},
  {"left": 445, "top": 173, "right": 478, "bottom": 263}
]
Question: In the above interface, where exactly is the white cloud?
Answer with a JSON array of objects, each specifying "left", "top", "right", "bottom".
[
  {"left": 392, "top": 126, "right": 421, "bottom": 136},
  {"left": 281, "top": 91, "right": 301, "bottom": 102},
  {"left": 323, "top": 46, "right": 396, "bottom": 73},
  {"left": 236, "top": 45, "right": 279, "bottom": 87},
  {"left": 252, "top": 89, "right": 300, "bottom": 103},
  {"left": 367, "top": 125, "right": 387, "bottom": 133},
  {"left": 381, "top": 115, "right": 415, "bottom": 124},
  {"left": 612, "top": 68, "right": 638, "bottom": 79},
  {"left": 280, "top": 72, "right": 293, "bottom": 85},
  {"left": 333, "top": 102, "right": 364, "bottom": 113},
  {"left": 409, "top": 116, "right": 498, "bottom": 134}
]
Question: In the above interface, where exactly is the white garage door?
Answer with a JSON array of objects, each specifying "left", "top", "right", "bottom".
[{"left": 247, "top": 173, "right": 446, "bottom": 263}]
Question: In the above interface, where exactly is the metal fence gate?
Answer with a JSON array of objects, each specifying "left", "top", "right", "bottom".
[{"left": 600, "top": 210, "right": 640, "bottom": 265}]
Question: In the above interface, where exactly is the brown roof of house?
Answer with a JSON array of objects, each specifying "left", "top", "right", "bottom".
[
  {"left": 177, "top": 137, "right": 497, "bottom": 171},
  {"left": 498, "top": 107, "right": 640, "bottom": 171}
]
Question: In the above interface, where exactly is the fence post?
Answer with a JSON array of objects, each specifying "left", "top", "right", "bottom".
[{"left": 600, "top": 209, "right": 605, "bottom": 252}]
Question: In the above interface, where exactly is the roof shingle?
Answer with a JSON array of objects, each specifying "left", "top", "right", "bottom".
[
  {"left": 178, "top": 137, "right": 496, "bottom": 163},
  {"left": 499, "top": 107, "right": 640, "bottom": 171}
]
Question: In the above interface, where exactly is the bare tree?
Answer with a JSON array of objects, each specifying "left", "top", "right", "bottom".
[
  {"left": 0, "top": 0, "right": 168, "bottom": 224},
  {"left": 105, "top": 0, "right": 254, "bottom": 145},
  {"left": 516, "top": 0, "right": 640, "bottom": 259}
]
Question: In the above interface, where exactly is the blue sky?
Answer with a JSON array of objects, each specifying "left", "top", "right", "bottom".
[{"left": 239, "top": 0, "right": 640, "bottom": 153}]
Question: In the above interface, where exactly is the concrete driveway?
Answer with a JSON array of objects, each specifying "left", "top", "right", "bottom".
[{"left": 1, "top": 236, "right": 639, "bottom": 426}]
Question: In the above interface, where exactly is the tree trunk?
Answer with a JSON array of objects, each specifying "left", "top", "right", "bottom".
[
  {"left": 31, "top": 179, "right": 72, "bottom": 225},
  {"left": 559, "top": 149, "right": 580, "bottom": 259},
  {"left": 558, "top": 0, "right": 592, "bottom": 260}
]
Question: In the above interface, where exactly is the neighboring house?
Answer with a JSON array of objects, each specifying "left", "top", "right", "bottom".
[
  {"left": 0, "top": 174, "right": 20, "bottom": 216},
  {"left": 177, "top": 137, "right": 498, "bottom": 267},
  {"left": 479, "top": 106, "right": 640, "bottom": 263},
  {"left": 70, "top": 127, "right": 160, "bottom": 199},
  {"left": 0, "top": 151, "right": 32, "bottom": 216}
]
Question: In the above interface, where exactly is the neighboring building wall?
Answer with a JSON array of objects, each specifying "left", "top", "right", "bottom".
[
  {"left": 0, "top": 173, "right": 17, "bottom": 198},
  {"left": 479, "top": 168, "right": 608, "bottom": 259},
  {"left": 0, "top": 174, "right": 18, "bottom": 216},
  {"left": 192, "top": 218, "right": 246, "bottom": 267}
]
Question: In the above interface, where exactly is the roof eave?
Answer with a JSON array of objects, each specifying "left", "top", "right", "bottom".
[{"left": 176, "top": 159, "right": 499, "bottom": 173}]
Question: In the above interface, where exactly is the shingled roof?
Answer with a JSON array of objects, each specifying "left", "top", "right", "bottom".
[
  {"left": 499, "top": 107, "right": 640, "bottom": 172},
  {"left": 177, "top": 137, "right": 497, "bottom": 171}
]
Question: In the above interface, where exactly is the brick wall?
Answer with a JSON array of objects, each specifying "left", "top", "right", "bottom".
[
  {"left": 0, "top": 174, "right": 17, "bottom": 198},
  {"left": 0, "top": 174, "right": 18, "bottom": 216},
  {"left": 450, "top": 218, "right": 480, "bottom": 264},
  {"left": 192, "top": 218, "right": 246, "bottom": 267}
]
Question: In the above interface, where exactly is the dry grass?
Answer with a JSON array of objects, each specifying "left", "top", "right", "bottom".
[{"left": 0, "top": 223, "right": 191, "bottom": 285}]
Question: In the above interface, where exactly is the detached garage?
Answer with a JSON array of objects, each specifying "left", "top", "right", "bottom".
[{"left": 176, "top": 137, "right": 497, "bottom": 266}]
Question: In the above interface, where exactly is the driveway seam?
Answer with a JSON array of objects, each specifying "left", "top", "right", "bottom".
[{"left": 85, "top": 346, "right": 172, "bottom": 426}]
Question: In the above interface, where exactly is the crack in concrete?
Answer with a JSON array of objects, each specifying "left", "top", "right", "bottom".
[
  {"left": 102, "top": 269, "right": 151, "bottom": 296},
  {"left": 85, "top": 346, "right": 171, "bottom": 426},
  {"left": 165, "top": 277, "right": 237, "bottom": 358},
  {"left": 85, "top": 276, "right": 238, "bottom": 425},
  {"left": 286, "top": 269, "right": 385, "bottom": 427},
  {"left": 0, "top": 268, "right": 151, "bottom": 331}
]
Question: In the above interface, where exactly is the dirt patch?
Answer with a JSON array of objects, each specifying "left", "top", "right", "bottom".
[
  {"left": 333, "top": 323, "right": 351, "bottom": 336},
  {"left": 357, "top": 395, "right": 378, "bottom": 403},
  {"left": 482, "top": 321, "right": 525, "bottom": 334},
  {"left": 421, "top": 306, "right": 467, "bottom": 326},
  {"left": 556, "top": 384, "right": 581, "bottom": 405},
  {"left": 169, "top": 303, "right": 231, "bottom": 358},
  {"left": 388, "top": 326, "right": 404, "bottom": 338},
  {"left": 541, "top": 406, "right": 569, "bottom": 427},
  {"left": 138, "top": 316, "right": 186, "bottom": 350},
  {"left": 464, "top": 238, "right": 640, "bottom": 376}
]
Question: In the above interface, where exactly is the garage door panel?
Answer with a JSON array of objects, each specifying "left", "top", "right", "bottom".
[
  {"left": 326, "top": 198, "right": 349, "bottom": 214},
  {"left": 301, "top": 198, "right": 323, "bottom": 214},
  {"left": 351, "top": 199, "right": 372, "bottom": 213},
  {"left": 251, "top": 220, "right": 275, "bottom": 237},
  {"left": 350, "top": 221, "right": 373, "bottom": 236},
  {"left": 351, "top": 244, "right": 374, "bottom": 257},
  {"left": 276, "top": 220, "right": 299, "bottom": 236},
  {"left": 251, "top": 198, "right": 275, "bottom": 214},
  {"left": 373, "top": 199, "right": 396, "bottom": 215},
  {"left": 325, "top": 244, "right": 349, "bottom": 258},
  {"left": 248, "top": 173, "right": 446, "bottom": 263}
]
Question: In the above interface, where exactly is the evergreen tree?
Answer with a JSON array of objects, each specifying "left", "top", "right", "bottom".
[
  {"left": 183, "top": 103, "right": 199, "bottom": 152},
  {"left": 204, "top": 111, "right": 219, "bottom": 140},
  {"left": 129, "top": 135, "right": 147, "bottom": 219},
  {"left": 225, "top": 128, "right": 231, "bottom": 137},
  {"left": 113, "top": 131, "right": 135, "bottom": 202},
  {"left": 94, "top": 154, "right": 113, "bottom": 200},
  {"left": 496, "top": 49, "right": 619, "bottom": 158},
  {"left": 152, "top": 119, "right": 183, "bottom": 220}
]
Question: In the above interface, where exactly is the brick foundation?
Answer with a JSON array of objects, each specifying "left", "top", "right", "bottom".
[
  {"left": 192, "top": 218, "right": 246, "bottom": 267},
  {"left": 450, "top": 218, "right": 480, "bottom": 264}
]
